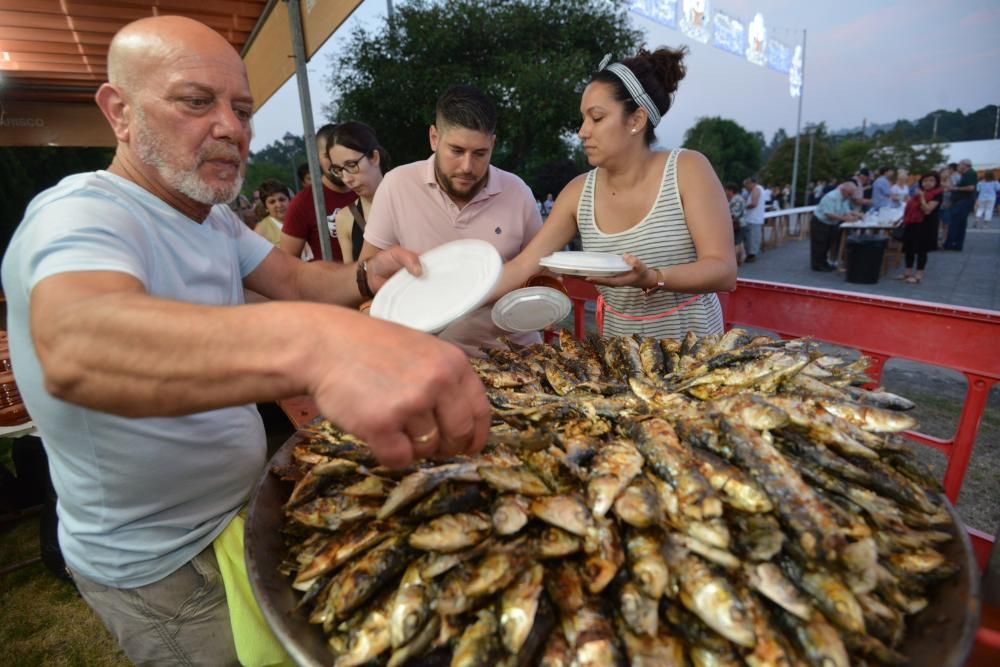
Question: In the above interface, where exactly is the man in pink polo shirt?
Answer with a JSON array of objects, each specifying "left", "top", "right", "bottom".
[{"left": 360, "top": 85, "right": 543, "bottom": 355}]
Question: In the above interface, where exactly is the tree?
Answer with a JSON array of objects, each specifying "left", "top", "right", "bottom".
[
  {"left": 244, "top": 161, "right": 296, "bottom": 197},
  {"left": 760, "top": 131, "right": 839, "bottom": 204},
  {"left": 862, "top": 130, "right": 945, "bottom": 177},
  {"left": 324, "top": 0, "right": 639, "bottom": 193},
  {"left": 760, "top": 128, "right": 788, "bottom": 164},
  {"left": 244, "top": 132, "right": 307, "bottom": 195},
  {"left": 681, "top": 117, "right": 762, "bottom": 186},
  {"left": 833, "top": 138, "right": 874, "bottom": 176}
]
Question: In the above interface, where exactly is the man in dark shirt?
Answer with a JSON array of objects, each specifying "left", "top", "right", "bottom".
[
  {"left": 280, "top": 123, "right": 358, "bottom": 261},
  {"left": 943, "top": 158, "right": 977, "bottom": 251},
  {"left": 851, "top": 168, "right": 872, "bottom": 211}
]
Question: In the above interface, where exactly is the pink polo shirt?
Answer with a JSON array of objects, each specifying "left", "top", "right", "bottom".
[{"left": 366, "top": 156, "right": 543, "bottom": 355}]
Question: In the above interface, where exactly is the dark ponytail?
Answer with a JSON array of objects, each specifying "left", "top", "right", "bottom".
[{"left": 590, "top": 46, "right": 688, "bottom": 145}]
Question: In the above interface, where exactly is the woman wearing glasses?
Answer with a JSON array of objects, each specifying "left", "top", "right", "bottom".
[{"left": 326, "top": 122, "right": 392, "bottom": 262}]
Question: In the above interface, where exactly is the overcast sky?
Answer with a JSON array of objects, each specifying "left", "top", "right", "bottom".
[{"left": 249, "top": 0, "right": 1000, "bottom": 154}]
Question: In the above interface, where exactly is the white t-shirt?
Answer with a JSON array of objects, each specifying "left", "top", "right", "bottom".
[
  {"left": 1, "top": 171, "right": 273, "bottom": 587},
  {"left": 743, "top": 185, "right": 766, "bottom": 225},
  {"left": 977, "top": 180, "right": 999, "bottom": 201},
  {"left": 890, "top": 184, "right": 909, "bottom": 207}
]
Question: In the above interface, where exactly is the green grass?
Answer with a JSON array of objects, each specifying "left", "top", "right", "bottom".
[{"left": 0, "top": 520, "right": 129, "bottom": 667}]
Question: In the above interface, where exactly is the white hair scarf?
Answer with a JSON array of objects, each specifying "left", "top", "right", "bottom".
[{"left": 597, "top": 53, "right": 662, "bottom": 127}]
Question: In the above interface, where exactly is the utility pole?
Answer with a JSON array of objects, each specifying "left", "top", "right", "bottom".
[
  {"left": 805, "top": 126, "right": 816, "bottom": 203},
  {"left": 932, "top": 112, "right": 941, "bottom": 141},
  {"left": 286, "top": 0, "right": 333, "bottom": 261},
  {"left": 789, "top": 29, "right": 807, "bottom": 209}
]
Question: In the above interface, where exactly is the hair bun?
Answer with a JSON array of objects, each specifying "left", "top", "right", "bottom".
[{"left": 637, "top": 46, "right": 688, "bottom": 96}]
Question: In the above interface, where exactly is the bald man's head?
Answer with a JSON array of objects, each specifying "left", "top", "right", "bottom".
[
  {"left": 97, "top": 16, "right": 253, "bottom": 209},
  {"left": 108, "top": 16, "right": 244, "bottom": 99}
]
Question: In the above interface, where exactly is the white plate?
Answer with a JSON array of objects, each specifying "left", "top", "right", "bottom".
[
  {"left": 370, "top": 239, "right": 503, "bottom": 333},
  {"left": 539, "top": 251, "right": 631, "bottom": 277},
  {"left": 491, "top": 287, "right": 572, "bottom": 333}
]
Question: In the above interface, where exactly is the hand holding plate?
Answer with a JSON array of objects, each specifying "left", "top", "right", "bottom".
[
  {"left": 587, "top": 252, "right": 656, "bottom": 288},
  {"left": 365, "top": 246, "right": 424, "bottom": 293}
]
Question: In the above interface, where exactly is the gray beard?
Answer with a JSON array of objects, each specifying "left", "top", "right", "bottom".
[{"left": 133, "top": 110, "right": 244, "bottom": 206}]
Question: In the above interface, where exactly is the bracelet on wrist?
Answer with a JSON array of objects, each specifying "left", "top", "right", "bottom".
[
  {"left": 356, "top": 261, "right": 375, "bottom": 301},
  {"left": 642, "top": 268, "right": 665, "bottom": 296}
]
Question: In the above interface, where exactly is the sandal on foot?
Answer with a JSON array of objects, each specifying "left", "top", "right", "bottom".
[
  {"left": 905, "top": 276, "right": 921, "bottom": 284},
  {"left": 894, "top": 274, "right": 912, "bottom": 281}
]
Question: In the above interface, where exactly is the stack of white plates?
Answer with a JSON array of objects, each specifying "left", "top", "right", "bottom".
[
  {"left": 538, "top": 251, "right": 631, "bottom": 277},
  {"left": 370, "top": 239, "right": 503, "bottom": 333}
]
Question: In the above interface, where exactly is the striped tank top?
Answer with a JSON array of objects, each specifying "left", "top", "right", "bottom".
[{"left": 577, "top": 148, "right": 724, "bottom": 338}]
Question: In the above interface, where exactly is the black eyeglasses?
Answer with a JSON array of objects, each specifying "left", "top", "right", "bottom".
[{"left": 328, "top": 154, "right": 369, "bottom": 177}]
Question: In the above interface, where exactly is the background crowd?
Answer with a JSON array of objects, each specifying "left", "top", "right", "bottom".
[{"left": 721, "top": 160, "right": 997, "bottom": 284}]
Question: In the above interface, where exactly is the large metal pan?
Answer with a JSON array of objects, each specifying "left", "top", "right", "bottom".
[{"left": 245, "top": 429, "right": 981, "bottom": 667}]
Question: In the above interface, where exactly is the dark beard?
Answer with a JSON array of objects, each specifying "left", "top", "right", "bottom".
[{"left": 434, "top": 157, "right": 487, "bottom": 203}]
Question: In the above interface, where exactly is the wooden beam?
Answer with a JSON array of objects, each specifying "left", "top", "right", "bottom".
[{"left": 1, "top": 62, "right": 107, "bottom": 75}]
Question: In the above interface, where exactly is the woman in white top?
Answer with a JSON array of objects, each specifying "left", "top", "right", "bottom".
[
  {"left": 890, "top": 170, "right": 910, "bottom": 208},
  {"left": 974, "top": 171, "right": 998, "bottom": 228},
  {"left": 496, "top": 47, "right": 735, "bottom": 337},
  {"left": 326, "top": 122, "right": 391, "bottom": 262}
]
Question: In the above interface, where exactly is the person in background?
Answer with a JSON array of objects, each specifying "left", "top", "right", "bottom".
[
  {"left": 780, "top": 184, "right": 791, "bottom": 209},
  {"left": 296, "top": 162, "right": 311, "bottom": 191},
  {"left": 762, "top": 184, "right": 774, "bottom": 212},
  {"left": 890, "top": 170, "right": 910, "bottom": 207},
  {"left": 493, "top": 47, "right": 735, "bottom": 339},
  {"left": 851, "top": 168, "right": 872, "bottom": 211},
  {"left": 943, "top": 158, "right": 976, "bottom": 250},
  {"left": 542, "top": 193, "right": 555, "bottom": 217},
  {"left": 725, "top": 182, "right": 746, "bottom": 265},
  {"left": 360, "top": 85, "right": 543, "bottom": 355},
  {"left": 897, "top": 172, "right": 943, "bottom": 283},
  {"left": 811, "top": 179, "right": 826, "bottom": 205},
  {"left": 281, "top": 124, "right": 358, "bottom": 262},
  {"left": 810, "top": 181, "right": 862, "bottom": 271},
  {"left": 229, "top": 194, "right": 256, "bottom": 229},
  {"left": 253, "top": 179, "right": 291, "bottom": 247},
  {"left": 742, "top": 175, "right": 765, "bottom": 262},
  {"left": 1, "top": 16, "right": 490, "bottom": 664},
  {"left": 870, "top": 166, "right": 895, "bottom": 210},
  {"left": 974, "top": 170, "right": 998, "bottom": 228},
  {"left": 326, "top": 121, "right": 392, "bottom": 263}
]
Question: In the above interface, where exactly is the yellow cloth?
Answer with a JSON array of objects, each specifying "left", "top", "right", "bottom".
[
  {"left": 212, "top": 512, "right": 295, "bottom": 667},
  {"left": 255, "top": 217, "right": 283, "bottom": 246}
]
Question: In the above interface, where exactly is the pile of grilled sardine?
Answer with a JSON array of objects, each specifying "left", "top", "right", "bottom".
[{"left": 274, "top": 329, "right": 956, "bottom": 667}]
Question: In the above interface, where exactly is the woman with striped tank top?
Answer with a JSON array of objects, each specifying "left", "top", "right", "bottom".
[{"left": 495, "top": 47, "right": 735, "bottom": 338}]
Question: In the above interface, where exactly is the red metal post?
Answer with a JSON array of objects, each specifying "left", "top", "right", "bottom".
[
  {"left": 861, "top": 351, "right": 889, "bottom": 386},
  {"left": 942, "top": 374, "right": 997, "bottom": 503}
]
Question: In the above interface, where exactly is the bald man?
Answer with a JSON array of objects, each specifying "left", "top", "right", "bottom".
[
  {"left": 1, "top": 16, "right": 490, "bottom": 664},
  {"left": 810, "top": 181, "right": 864, "bottom": 271}
]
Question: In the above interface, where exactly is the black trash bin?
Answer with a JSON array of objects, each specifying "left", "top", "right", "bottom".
[{"left": 845, "top": 234, "right": 888, "bottom": 284}]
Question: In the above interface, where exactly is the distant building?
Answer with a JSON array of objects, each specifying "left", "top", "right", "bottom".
[{"left": 917, "top": 139, "right": 1000, "bottom": 171}]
